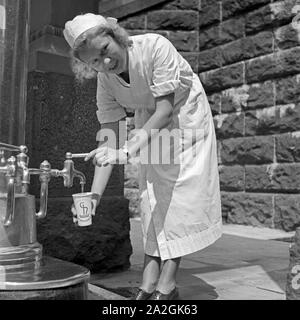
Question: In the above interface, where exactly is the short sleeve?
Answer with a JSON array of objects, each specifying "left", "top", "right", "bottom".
[
  {"left": 96, "top": 74, "right": 126, "bottom": 124},
  {"left": 149, "top": 35, "right": 181, "bottom": 98}
]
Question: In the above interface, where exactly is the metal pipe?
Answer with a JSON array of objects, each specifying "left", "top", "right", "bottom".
[
  {"left": 3, "top": 156, "right": 16, "bottom": 227},
  {"left": 3, "top": 176, "right": 15, "bottom": 226},
  {"left": 32, "top": 161, "right": 51, "bottom": 219},
  {"left": 35, "top": 179, "right": 48, "bottom": 219},
  {"left": 17, "top": 149, "right": 29, "bottom": 193}
]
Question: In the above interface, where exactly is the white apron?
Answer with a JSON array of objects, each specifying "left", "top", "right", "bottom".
[{"left": 96, "top": 33, "right": 222, "bottom": 260}]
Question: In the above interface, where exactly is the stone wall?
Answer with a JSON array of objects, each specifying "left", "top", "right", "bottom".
[{"left": 118, "top": 0, "right": 300, "bottom": 231}]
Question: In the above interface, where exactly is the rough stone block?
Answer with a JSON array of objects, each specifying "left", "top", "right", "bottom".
[
  {"left": 275, "top": 104, "right": 300, "bottom": 132},
  {"left": 271, "top": 164, "right": 300, "bottom": 192},
  {"left": 276, "top": 75, "right": 300, "bottom": 105},
  {"left": 276, "top": 47, "right": 300, "bottom": 76},
  {"left": 276, "top": 132, "right": 300, "bottom": 163},
  {"left": 245, "top": 47, "right": 300, "bottom": 84},
  {"left": 221, "top": 31, "right": 273, "bottom": 66},
  {"left": 245, "top": 107, "right": 276, "bottom": 135},
  {"left": 245, "top": 164, "right": 300, "bottom": 192},
  {"left": 124, "top": 163, "right": 139, "bottom": 188},
  {"left": 207, "top": 93, "right": 221, "bottom": 115},
  {"left": 220, "top": 136, "right": 274, "bottom": 164},
  {"left": 124, "top": 187, "right": 140, "bottom": 218},
  {"left": 246, "top": 81, "right": 274, "bottom": 110},
  {"left": 221, "top": 17, "right": 245, "bottom": 43},
  {"left": 245, "top": 4, "right": 274, "bottom": 34},
  {"left": 246, "top": 0, "right": 298, "bottom": 34},
  {"left": 198, "top": 47, "right": 223, "bottom": 72},
  {"left": 214, "top": 113, "right": 244, "bottom": 139},
  {"left": 274, "top": 194, "right": 300, "bottom": 231},
  {"left": 245, "top": 104, "right": 300, "bottom": 135},
  {"left": 244, "top": 111, "right": 258, "bottom": 136},
  {"left": 275, "top": 24, "right": 300, "bottom": 50},
  {"left": 221, "top": 39, "right": 244, "bottom": 66},
  {"left": 147, "top": 10, "right": 198, "bottom": 30},
  {"left": 245, "top": 165, "right": 271, "bottom": 191},
  {"left": 199, "top": 2, "right": 221, "bottom": 27},
  {"left": 242, "top": 31, "right": 274, "bottom": 59},
  {"left": 199, "top": 25, "right": 222, "bottom": 50},
  {"left": 119, "top": 14, "right": 146, "bottom": 29},
  {"left": 37, "top": 196, "right": 132, "bottom": 272},
  {"left": 168, "top": 31, "right": 198, "bottom": 51},
  {"left": 222, "top": 0, "right": 271, "bottom": 19},
  {"left": 199, "top": 62, "right": 244, "bottom": 93},
  {"left": 221, "top": 192, "right": 274, "bottom": 227},
  {"left": 201, "top": 0, "right": 219, "bottom": 7},
  {"left": 245, "top": 54, "right": 276, "bottom": 84},
  {"left": 221, "top": 85, "right": 249, "bottom": 113},
  {"left": 182, "top": 53, "right": 199, "bottom": 73},
  {"left": 159, "top": 0, "right": 200, "bottom": 10},
  {"left": 219, "top": 165, "right": 245, "bottom": 191}
]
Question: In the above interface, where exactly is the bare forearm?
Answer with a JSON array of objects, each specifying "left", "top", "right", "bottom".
[
  {"left": 89, "top": 120, "right": 122, "bottom": 200},
  {"left": 91, "top": 164, "right": 113, "bottom": 197}
]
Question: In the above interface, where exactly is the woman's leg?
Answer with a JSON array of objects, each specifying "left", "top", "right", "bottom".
[
  {"left": 139, "top": 253, "right": 161, "bottom": 293},
  {"left": 155, "top": 257, "right": 181, "bottom": 294}
]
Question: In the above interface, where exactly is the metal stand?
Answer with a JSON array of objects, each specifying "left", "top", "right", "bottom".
[{"left": 0, "top": 256, "right": 90, "bottom": 300}]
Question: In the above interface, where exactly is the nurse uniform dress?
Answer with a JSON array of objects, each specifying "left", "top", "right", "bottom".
[{"left": 96, "top": 33, "right": 222, "bottom": 260}]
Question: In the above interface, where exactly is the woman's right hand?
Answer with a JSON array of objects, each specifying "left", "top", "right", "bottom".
[{"left": 71, "top": 193, "right": 101, "bottom": 225}]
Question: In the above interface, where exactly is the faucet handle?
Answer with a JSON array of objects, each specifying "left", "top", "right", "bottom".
[
  {"left": 3, "top": 156, "right": 17, "bottom": 227},
  {"left": 65, "top": 152, "right": 89, "bottom": 159}
]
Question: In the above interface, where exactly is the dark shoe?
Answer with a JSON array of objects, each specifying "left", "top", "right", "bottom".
[
  {"left": 150, "top": 287, "right": 179, "bottom": 300},
  {"left": 132, "top": 288, "right": 154, "bottom": 300}
]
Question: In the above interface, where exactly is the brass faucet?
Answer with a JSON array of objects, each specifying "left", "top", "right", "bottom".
[
  {"left": 0, "top": 142, "right": 86, "bottom": 225},
  {"left": 51, "top": 152, "right": 86, "bottom": 190}
]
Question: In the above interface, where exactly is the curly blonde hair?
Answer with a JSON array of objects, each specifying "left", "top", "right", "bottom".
[{"left": 70, "top": 21, "right": 132, "bottom": 82}]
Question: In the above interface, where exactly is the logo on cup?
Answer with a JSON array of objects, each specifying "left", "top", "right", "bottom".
[
  {"left": 72, "top": 192, "right": 94, "bottom": 227},
  {"left": 79, "top": 202, "right": 89, "bottom": 220}
]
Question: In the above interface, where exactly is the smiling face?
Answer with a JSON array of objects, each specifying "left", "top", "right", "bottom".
[{"left": 78, "top": 34, "right": 128, "bottom": 75}]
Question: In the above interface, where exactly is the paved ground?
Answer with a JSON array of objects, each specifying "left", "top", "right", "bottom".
[{"left": 89, "top": 218, "right": 294, "bottom": 300}]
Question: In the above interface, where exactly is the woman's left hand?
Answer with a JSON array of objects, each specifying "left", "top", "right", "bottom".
[{"left": 84, "top": 146, "right": 127, "bottom": 166}]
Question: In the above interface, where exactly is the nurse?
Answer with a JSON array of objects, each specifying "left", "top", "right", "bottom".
[{"left": 64, "top": 13, "right": 222, "bottom": 300}]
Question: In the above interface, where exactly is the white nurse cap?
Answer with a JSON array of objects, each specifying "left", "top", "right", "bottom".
[{"left": 63, "top": 13, "right": 118, "bottom": 48}]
